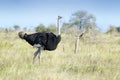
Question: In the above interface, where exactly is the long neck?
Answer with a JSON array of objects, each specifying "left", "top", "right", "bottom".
[
  {"left": 58, "top": 24, "right": 60, "bottom": 35},
  {"left": 57, "top": 17, "right": 61, "bottom": 35}
]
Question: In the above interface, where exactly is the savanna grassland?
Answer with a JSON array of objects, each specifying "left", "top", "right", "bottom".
[{"left": 0, "top": 31, "right": 120, "bottom": 80}]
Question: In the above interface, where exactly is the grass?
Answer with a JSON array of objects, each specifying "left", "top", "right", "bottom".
[{"left": 0, "top": 31, "right": 120, "bottom": 80}]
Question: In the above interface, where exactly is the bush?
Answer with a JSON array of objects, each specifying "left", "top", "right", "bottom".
[
  {"left": 35, "top": 24, "right": 57, "bottom": 33},
  {"left": 35, "top": 24, "right": 46, "bottom": 32}
]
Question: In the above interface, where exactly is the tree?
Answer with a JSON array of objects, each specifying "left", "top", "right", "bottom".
[
  {"left": 69, "top": 10, "right": 96, "bottom": 31},
  {"left": 14, "top": 25, "right": 20, "bottom": 31},
  {"left": 35, "top": 24, "right": 46, "bottom": 32},
  {"left": 23, "top": 27, "right": 27, "bottom": 31},
  {"left": 35, "top": 24, "right": 57, "bottom": 33},
  {"left": 47, "top": 24, "right": 56, "bottom": 33},
  {"left": 107, "top": 25, "right": 117, "bottom": 34},
  {"left": 116, "top": 26, "right": 120, "bottom": 32}
]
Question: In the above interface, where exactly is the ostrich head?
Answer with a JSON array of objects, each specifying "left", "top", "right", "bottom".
[{"left": 18, "top": 31, "right": 26, "bottom": 39}]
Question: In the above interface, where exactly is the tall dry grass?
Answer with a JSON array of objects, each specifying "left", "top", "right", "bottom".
[{"left": 0, "top": 31, "right": 120, "bottom": 80}]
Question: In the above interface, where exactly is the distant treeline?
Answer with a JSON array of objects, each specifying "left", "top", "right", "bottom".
[{"left": 0, "top": 10, "right": 120, "bottom": 34}]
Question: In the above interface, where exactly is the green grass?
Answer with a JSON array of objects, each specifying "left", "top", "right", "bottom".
[{"left": 0, "top": 31, "right": 120, "bottom": 80}]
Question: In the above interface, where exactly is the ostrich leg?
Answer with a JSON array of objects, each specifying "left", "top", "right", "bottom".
[
  {"left": 38, "top": 48, "right": 42, "bottom": 64},
  {"left": 33, "top": 48, "right": 39, "bottom": 64}
]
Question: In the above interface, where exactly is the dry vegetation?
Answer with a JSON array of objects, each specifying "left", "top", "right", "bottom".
[{"left": 0, "top": 31, "right": 120, "bottom": 80}]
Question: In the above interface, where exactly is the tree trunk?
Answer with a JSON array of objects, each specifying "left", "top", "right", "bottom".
[
  {"left": 74, "top": 32, "right": 84, "bottom": 54},
  {"left": 74, "top": 36, "right": 80, "bottom": 54}
]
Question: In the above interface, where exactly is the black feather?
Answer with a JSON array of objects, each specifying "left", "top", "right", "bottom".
[{"left": 22, "top": 32, "right": 61, "bottom": 51}]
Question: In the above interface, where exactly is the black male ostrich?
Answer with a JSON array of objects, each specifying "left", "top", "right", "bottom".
[{"left": 18, "top": 16, "right": 62, "bottom": 64}]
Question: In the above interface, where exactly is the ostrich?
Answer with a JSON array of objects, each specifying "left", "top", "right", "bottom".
[{"left": 18, "top": 16, "right": 62, "bottom": 64}]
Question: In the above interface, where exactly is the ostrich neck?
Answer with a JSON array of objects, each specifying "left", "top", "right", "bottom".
[
  {"left": 58, "top": 19, "right": 61, "bottom": 35},
  {"left": 58, "top": 26, "right": 60, "bottom": 35}
]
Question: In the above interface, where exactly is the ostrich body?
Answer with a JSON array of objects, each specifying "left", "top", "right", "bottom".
[
  {"left": 18, "top": 16, "right": 62, "bottom": 64},
  {"left": 19, "top": 32, "right": 61, "bottom": 50}
]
